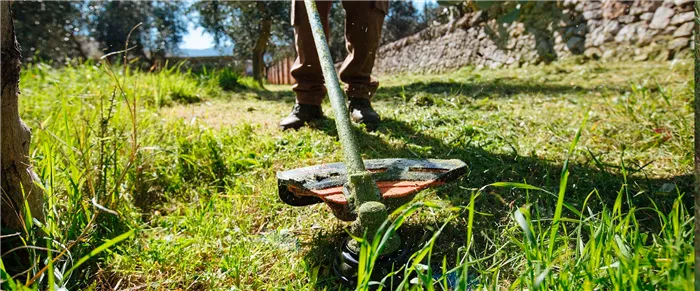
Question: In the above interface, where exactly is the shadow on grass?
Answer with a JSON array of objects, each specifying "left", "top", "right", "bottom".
[
  {"left": 255, "top": 88, "right": 296, "bottom": 102},
  {"left": 254, "top": 76, "right": 592, "bottom": 106},
  {"left": 374, "top": 78, "right": 588, "bottom": 101},
  {"left": 300, "top": 117, "right": 692, "bottom": 289}
]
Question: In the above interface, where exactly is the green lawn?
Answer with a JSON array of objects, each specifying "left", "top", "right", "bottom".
[{"left": 3, "top": 59, "right": 693, "bottom": 290}]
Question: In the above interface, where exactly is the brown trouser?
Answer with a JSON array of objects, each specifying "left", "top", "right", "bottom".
[{"left": 290, "top": 1, "right": 388, "bottom": 105}]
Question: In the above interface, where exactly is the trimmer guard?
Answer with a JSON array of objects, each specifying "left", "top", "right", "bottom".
[{"left": 277, "top": 159, "right": 467, "bottom": 221}]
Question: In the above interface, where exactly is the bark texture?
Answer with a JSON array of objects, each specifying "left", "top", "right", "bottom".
[
  {"left": 252, "top": 2, "right": 272, "bottom": 84},
  {"left": 694, "top": 2, "right": 699, "bottom": 290},
  {"left": 1, "top": 1, "right": 44, "bottom": 232}
]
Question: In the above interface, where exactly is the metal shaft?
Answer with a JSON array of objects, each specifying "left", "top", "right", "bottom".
[{"left": 303, "top": 0, "right": 366, "bottom": 175}]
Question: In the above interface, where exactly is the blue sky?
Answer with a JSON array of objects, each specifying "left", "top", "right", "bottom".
[{"left": 179, "top": 0, "right": 437, "bottom": 50}]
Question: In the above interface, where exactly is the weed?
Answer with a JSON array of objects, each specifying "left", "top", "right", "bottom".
[{"left": 218, "top": 68, "right": 245, "bottom": 91}]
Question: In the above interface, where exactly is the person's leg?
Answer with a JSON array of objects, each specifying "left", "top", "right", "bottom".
[
  {"left": 290, "top": 0, "right": 332, "bottom": 106},
  {"left": 340, "top": 1, "right": 387, "bottom": 127},
  {"left": 281, "top": 0, "right": 333, "bottom": 130},
  {"left": 339, "top": 1, "right": 386, "bottom": 100}
]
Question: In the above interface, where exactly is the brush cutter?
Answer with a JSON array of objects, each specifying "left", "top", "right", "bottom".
[
  {"left": 276, "top": 0, "right": 466, "bottom": 284},
  {"left": 279, "top": 158, "right": 466, "bottom": 221}
]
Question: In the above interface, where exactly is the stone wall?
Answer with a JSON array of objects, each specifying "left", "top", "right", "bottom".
[{"left": 375, "top": 0, "right": 694, "bottom": 75}]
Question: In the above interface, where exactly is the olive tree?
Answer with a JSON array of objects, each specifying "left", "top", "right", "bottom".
[
  {"left": 1, "top": 1, "right": 45, "bottom": 235},
  {"left": 195, "top": 1, "right": 292, "bottom": 84}
]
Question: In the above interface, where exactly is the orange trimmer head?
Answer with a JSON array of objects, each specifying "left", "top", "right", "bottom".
[{"left": 278, "top": 159, "right": 467, "bottom": 221}]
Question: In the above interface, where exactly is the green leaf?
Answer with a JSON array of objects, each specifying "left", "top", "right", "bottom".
[
  {"left": 514, "top": 208, "right": 536, "bottom": 247},
  {"left": 488, "top": 182, "right": 547, "bottom": 192},
  {"left": 548, "top": 111, "right": 589, "bottom": 260},
  {"left": 0, "top": 264, "right": 19, "bottom": 290},
  {"left": 475, "top": 1, "right": 497, "bottom": 10},
  {"left": 563, "top": 201, "right": 582, "bottom": 217},
  {"left": 534, "top": 267, "right": 551, "bottom": 288},
  {"left": 614, "top": 235, "right": 631, "bottom": 260},
  {"left": 63, "top": 229, "right": 135, "bottom": 279},
  {"left": 498, "top": 8, "right": 521, "bottom": 24},
  {"left": 437, "top": 0, "right": 465, "bottom": 7}
]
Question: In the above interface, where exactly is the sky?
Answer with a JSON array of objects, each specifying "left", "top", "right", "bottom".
[
  {"left": 180, "top": 22, "right": 215, "bottom": 50},
  {"left": 178, "top": 0, "right": 438, "bottom": 51}
]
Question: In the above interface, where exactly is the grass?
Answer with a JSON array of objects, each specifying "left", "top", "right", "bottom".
[{"left": 0, "top": 57, "right": 693, "bottom": 290}]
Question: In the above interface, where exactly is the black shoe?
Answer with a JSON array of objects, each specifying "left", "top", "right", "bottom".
[
  {"left": 348, "top": 98, "right": 380, "bottom": 127},
  {"left": 280, "top": 103, "right": 324, "bottom": 130}
]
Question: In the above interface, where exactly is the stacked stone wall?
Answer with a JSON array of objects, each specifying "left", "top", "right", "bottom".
[{"left": 375, "top": 0, "right": 694, "bottom": 75}]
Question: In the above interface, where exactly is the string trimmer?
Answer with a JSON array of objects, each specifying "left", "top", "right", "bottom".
[{"left": 277, "top": 0, "right": 467, "bottom": 285}]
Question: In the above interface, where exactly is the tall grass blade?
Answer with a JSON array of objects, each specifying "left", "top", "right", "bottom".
[
  {"left": 63, "top": 229, "right": 135, "bottom": 279},
  {"left": 1, "top": 260, "right": 20, "bottom": 290},
  {"left": 514, "top": 208, "right": 536, "bottom": 246},
  {"left": 486, "top": 182, "right": 548, "bottom": 193},
  {"left": 547, "top": 111, "right": 589, "bottom": 259}
]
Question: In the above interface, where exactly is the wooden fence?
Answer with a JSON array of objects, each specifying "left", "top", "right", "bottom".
[{"left": 267, "top": 56, "right": 295, "bottom": 85}]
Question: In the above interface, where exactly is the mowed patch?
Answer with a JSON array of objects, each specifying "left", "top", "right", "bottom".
[{"left": 161, "top": 96, "right": 292, "bottom": 130}]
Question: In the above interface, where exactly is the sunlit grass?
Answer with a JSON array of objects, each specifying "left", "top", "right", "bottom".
[{"left": 0, "top": 59, "right": 693, "bottom": 290}]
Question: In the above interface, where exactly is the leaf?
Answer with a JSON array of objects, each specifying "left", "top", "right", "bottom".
[
  {"left": 562, "top": 201, "right": 582, "bottom": 217},
  {"left": 0, "top": 262, "right": 20, "bottom": 290},
  {"left": 498, "top": 7, "right": 521, "bottom": 24},
  {"left": 534, "top": 267, "right": 551, "bottom": 288},
  {"left": 514, "top": 208, "right": 536, "bottom": 247},
  {"left": 487, "top": 182, "right": 547, "bottom": 192},
  {"left": 475, "top": 1, "right": 497, "bottom": 10},
  {"left": 548, "top": 111, "right": 588, "bottom": 259},
  {"left": 63, "top": 229, "right": 135, "bottom": 279},
  {"left": 614, "top": 235, "right": 631, "bottom": 260}
]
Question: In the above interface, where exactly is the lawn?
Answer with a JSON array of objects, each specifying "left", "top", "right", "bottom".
[{"left": 2, "top": 58, "right": 694, "bottom": 290}]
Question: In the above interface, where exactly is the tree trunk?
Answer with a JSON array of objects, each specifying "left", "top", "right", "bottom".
[
  {"left": 252, "top": 3, "right": 272, "bottom": 85},
  {"left": 1, "top": 1, "right": 44, "bottom": 233},
  {"left": 694, "top": 2, "right": 700, "bottom": 289}
]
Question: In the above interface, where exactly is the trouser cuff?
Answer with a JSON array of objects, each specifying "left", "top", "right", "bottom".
[
  {"left": 345, "top": 82, "right": 379, "bottom": 100},
  {"left": 295, "top": 90, "right": 326, "bottom": 106}
]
